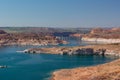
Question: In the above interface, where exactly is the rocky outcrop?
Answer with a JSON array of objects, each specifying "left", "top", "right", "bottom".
[
  {"left": 61, "top": 48, "right": 94, "bottom": 55},
  {"left": 89, "top": 27, "right": 120, "bottom": 38},
  {"left": 82, "top": 28, "right": 120, "bottom": 43},
  {"left": 23, "top": 47, "right": 112, "bottom": 56},
  {"left": 23, "top": 48, "right": 96, "bottom": 55},
  {"left": 23, "top": 44, "right": 120, "bottom": 56}
]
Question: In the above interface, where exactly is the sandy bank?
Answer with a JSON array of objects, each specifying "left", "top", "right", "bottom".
[{"left": 51, "top": 59, "right": 120, "bottom": 80}]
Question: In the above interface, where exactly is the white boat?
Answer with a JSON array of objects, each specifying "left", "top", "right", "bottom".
[{"left": 0, "top": 65, "right": 7, "bottom": 68}]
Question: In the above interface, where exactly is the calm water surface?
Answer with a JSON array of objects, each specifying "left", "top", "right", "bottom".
[{"left": 0, "top": 40, "right": 118, "bottom": 80}]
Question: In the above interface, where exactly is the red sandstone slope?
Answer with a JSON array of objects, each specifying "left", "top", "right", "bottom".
[
  {"left": 83, "top": 28, "right": 120, "bottom": 39},
  {"left": 52, "top": 59, "right": 120, "bottom": 80}
]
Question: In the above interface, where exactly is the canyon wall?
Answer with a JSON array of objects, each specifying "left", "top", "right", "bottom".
[{"left": 82, "top": 28, "right": 120, "bottom": 43}]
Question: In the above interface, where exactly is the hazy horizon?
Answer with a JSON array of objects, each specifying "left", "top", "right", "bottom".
[
  {"left": 0, "top": 0, "right": 120, "bottom": 28},
  {"left": 0, "top": 26, "right": 119, "bottom": 29}
]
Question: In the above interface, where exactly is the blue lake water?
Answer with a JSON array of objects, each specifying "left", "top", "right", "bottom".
[{"left": 0, "top": 39, "right": 119, "bottom": 80}]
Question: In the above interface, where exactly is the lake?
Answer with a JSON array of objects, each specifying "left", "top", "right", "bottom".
[{"left": 0, "top": 39, "right": 118, "bottom": 80}]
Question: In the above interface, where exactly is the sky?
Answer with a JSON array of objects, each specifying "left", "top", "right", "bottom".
[{"left": 0, "top": 0, "right": 120, "bottom": 28}]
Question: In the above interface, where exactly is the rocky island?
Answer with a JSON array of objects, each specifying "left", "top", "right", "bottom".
[{"left": 24, "top": 43, "right": 120, "bottom": 56}]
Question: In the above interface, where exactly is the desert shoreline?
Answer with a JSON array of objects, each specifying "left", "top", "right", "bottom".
[
  {"left": 51, "top": 58, "right": 120, "bottom": 80},
  {"left": 49, "top": 43, "right": 120, "bottom": 80},
  {"left": 21, "top": 43, "right": 120, "bottom": 80}
]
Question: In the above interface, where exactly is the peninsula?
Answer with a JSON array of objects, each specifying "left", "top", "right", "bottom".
[{"left": 23, "top": 44, "right": 120, "bottom": 56}]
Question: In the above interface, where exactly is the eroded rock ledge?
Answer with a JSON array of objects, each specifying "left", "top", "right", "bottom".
[{"left": 23, "top": 44, "right": 120, "bottom": 56}]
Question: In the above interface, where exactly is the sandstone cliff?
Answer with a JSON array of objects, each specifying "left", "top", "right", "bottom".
[{"left": 82, "top": 28, "right": 120, "bottom": 43}]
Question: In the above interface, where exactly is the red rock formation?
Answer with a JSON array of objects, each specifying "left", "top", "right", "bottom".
[{"left": 83, "top": 27, "right": 120, "bottom": 39}]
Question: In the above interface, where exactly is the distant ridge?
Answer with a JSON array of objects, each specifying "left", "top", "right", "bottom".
[{"left": 0, "top": 27, "right": 91, "bottom": 33}]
